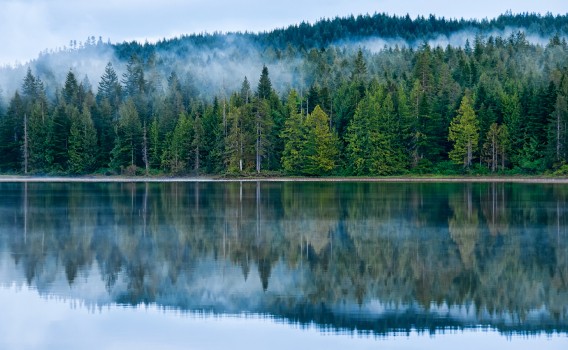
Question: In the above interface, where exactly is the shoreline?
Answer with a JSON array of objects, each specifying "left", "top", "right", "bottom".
[{"left": 1, "top": 175, "right": 568, "bottom": 183}]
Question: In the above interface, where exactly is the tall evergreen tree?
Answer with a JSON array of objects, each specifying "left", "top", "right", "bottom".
[
  {"left": 255, "top": 66, "right": 274, "bottom": 173},
  {"left": 281, "top": 90, "right": 304, "bottom": 174},
  {"left": 548, "top": 72, "right": 568, "bottom": 165},
  {"left": 449, "top": 94, "right": 480, "bottom": 168},
  {"left": 68, "top": 104, "right": 98, "bottom": 174},
  {"left": 301, "top": 105, "right": 339, "bottom": 175},
  {"left": 0, "top": 92, "right": 24, "bottom": 171},
  {"left": 110, "top": 99, "right": 142, "bottom": 172},
  {"left": 97, "top": 62, "right": 122, "bottom": 115}
]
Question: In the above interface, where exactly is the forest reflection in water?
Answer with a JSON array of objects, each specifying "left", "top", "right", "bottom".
[{"left": 0, "top": 181, "right": 567, "bottom": 337}]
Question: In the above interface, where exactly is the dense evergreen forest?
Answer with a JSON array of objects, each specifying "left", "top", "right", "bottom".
[{"left": 1, "top": 13, "right": 568, "bottom": 176}]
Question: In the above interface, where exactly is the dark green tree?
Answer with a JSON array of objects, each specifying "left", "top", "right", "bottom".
[{"left": 110, "top": 99, "right": 142, "bottom": 172}]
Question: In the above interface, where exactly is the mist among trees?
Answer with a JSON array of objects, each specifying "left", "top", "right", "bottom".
[{"left": 1, "top": 13, "right": 568, "bottom": 176}]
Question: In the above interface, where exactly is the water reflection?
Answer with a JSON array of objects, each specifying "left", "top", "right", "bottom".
[{"left": 0, "top": 181, "right": 567, "bottom": 336}]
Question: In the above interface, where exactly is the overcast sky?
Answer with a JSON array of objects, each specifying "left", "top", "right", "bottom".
[{"left": 1, "top": 0, "right": 567, "bottom": 66}]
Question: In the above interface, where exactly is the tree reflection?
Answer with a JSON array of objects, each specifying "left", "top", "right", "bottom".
[{"left": 0, "top": 181, "right": 567, "bottom": 335}]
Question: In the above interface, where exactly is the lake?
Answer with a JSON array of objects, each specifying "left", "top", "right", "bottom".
[{"left": 0, "top": 181, "right": 567, "bottom": 349}]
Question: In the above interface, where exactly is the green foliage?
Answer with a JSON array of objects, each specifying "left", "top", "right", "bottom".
[
  {"left": 3, "top": 16, "right": 568, "bottom": 176},
  {"left": 68, "top": 105, "right": 98, "bottom": 174},
  {"left": 449, "top": 94, "right": 479, "bottom": 168},
  {"left": 110, "top": 99, "right": 142, "bottom": 172},
  {"left": 300, "top": 106, "right": 339, "bottom": 175},
  {"left": 345, "top": 86, "right": 406, "bottom": 175},
  {"left": 281, "top": 90, "right": 304, "bottom": 174},
  {"left": 161, "top": 112, "right": 193, "bottom": 174}
]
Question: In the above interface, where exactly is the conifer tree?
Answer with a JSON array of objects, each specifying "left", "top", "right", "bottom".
[
  {"left": 97, "top": 62, "right": 122, "bottom": 115},
  {"left": 68, "top": 104, "right": 97, "bottom": 174},
  {"left": 110, "top": 99, "right": 142, "bottom": 172},
  {"left": 549, "top": 72, "right": 568, "bottom": 165},
  {"left": 281, "top": 90, "right": 304, "bottom": 174},
  {"left": 162, "top": 112, "right": 193, "bottom": 174},
  {"left": 302, "top": 105, "right": 339, "bottom": 175},
  {"left": 449, "top": 94, "right": 479, "bottom": 168}
]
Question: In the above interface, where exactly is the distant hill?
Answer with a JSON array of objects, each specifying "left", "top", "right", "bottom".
[{"left": 2, "top": 12, "right": 568, "bottom": 98}]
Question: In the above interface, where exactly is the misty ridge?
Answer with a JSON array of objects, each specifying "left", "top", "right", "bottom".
[
  {"left": 2, "top": 11, "right": 568, "bottom": 177},
  {"left": 1, "top": 12, "right": 567, "bottom": 102}
]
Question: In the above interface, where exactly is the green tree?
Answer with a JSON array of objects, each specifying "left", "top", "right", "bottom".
[
  {"left": 254, "top": 66, "right": 274, "bottom": 173},
  {"left": 501, "top": 91, "right": 522, "bottom": 166},
  {"left": 202, "top": 98, "right": 224, "bottom": 173},
  {"left": 449, "top": 94, "right": 479, "bottom": 168},
  {"left": 162, "top": 112, "right": 193, "bottom": 174},
  {"left": 27, "top": 101, "right": 50, "bottom": 172},
  {"left": 345, "top": 86, "right": 406, "bottom": 175},
  {"left": 148, "top": 117, "right": 160, "bottom": 169},
  {"left": 281, "top": 90, "right": 304, "bottom": 174},
  {"left": 192, "top": 112, "right": 204, "bottom": 173},
  {"left": 97, "top": 62, "right": 122, "bottom": 119},
  {"left": 0, "top": 92, "right": 24, "bottom": 171},
  {"left": 302, "top": 105, "right": 339, "bottom": 175},
  {"left": 68, "top": 104, "right": 98, "bottom": 174},
  {"left": 548, "top": 72, "right": 568, "bottom": 165},
  {"left": 482, "top": 123, "right": 509, "bottom": 172},
  {"left": 110, "top": 99, "right": 142, "bottom": 172}
]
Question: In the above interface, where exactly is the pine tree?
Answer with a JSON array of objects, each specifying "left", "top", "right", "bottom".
[
  {"left": 162, "top": 112, "right": 193, "bottom": 174},
  {"left": 302, "top": 105, "right": 339, "bottom": 175},
  {"left": 254, "top": 66, "right": 274, "bottom": 173},
  {"left": 346, "top": 87, "right": 405, "bottom": 175},
  {"left": 68, "top": 104, "right": 97, "bottom": 174},
  {"left": 481, "top": 122, "right": 512, "bottom": 172},
  {"left": 63, "top": 70, "right": 81, "bottom": 106},
  {"left": 202, "top": 99, "right": 224, "bottom": 173},
  {"left": 257, "top": 65, "right": 272, "bottom": 100},
  {"left": 27, "top": 101, "right": 50, "bottom": 172},
  {"left": 149, "top": 117, "right": 160, "bottom": 169},
  {"left": 281, "top": 90, "right": 304, "bottom": 174},
  {"left": 549, "top": 72, "right": 568, "bottom": 165},
  {"left": 501, "top": 91, "right": 522, "bottom": 166},
  {"left": 97, "top": 62, "right": 122, "bottom": 116},
  {"left": 449, "top": 94, "right": 479, "bottom": 168},
  {"left": 192, "top": 112, "right": 204, "bottom": 173},
  {"left": 225, "top": 102, "right": 245, "bottom": 173},
  {"left": 49, "top": 100, "right": 72, "bottom": 172},
  {"left": 0, "top": 92, "right": 24, "bottom": 171},
  {"left": 110, "top": 99, "right": 142, "bottom": 172}
]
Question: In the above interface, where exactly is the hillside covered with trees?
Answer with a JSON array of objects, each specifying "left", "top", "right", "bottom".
[{"left": 1, "top": 12, "right": 568, "bottom": 176}]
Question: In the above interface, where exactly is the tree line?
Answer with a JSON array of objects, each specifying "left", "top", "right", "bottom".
[{"left": 1, "top": 32, "right": 568, "bottom": 176}]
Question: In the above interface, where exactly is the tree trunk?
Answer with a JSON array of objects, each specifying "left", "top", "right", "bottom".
[
  {"left": 142, "top": 122, "right": 149, "bottom": 175},
  {"left": 467, "top": 140, "right": 472, "bottom": 168},
  {"left": 23, "top": 114, "right": 29, "bottom": 174},
  {"left": 195, "top": 145, "right": 199, "bottom": 173}
]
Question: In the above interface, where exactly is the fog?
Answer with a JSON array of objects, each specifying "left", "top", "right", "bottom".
[{"left": 0, "top": 26, "right": 564, "bottom": 106}]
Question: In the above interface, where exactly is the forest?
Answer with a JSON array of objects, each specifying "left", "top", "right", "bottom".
[{"left": 1, "top": 13, "right": 568, "bottom": 176}]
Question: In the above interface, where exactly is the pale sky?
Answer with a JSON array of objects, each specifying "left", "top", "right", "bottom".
[{"left": 0, "top": 0, "right": 567, "bottom": 66}]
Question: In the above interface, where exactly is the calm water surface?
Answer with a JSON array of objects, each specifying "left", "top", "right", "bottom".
[{"left": 0, "top": 181, "right": 567, "bottom": 349}]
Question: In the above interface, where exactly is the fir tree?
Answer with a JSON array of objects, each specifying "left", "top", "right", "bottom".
[{"left": 449, "top": 94, "right": 479, "bottom": 168}]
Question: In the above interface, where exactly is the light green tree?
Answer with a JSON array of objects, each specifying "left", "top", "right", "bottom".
[
  {"left": 449, "top": 95, "right": 479, "bottom": 168},
  {"left": 281, "top": 90, "right": 304, "bottom": 174},
  {"left": 302, "top": 105, "right": 339, "bottom": 175}
]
